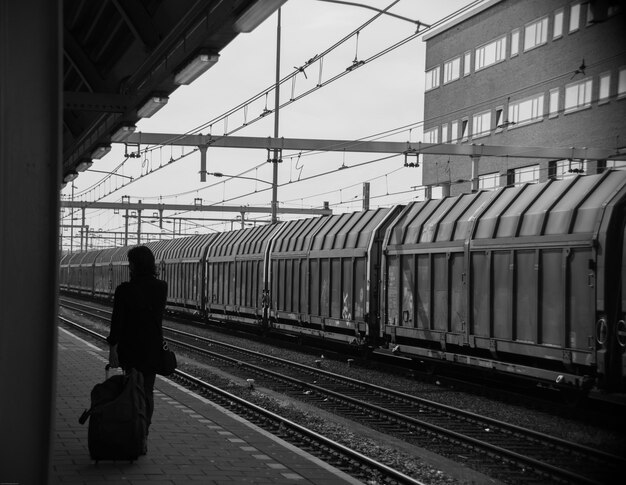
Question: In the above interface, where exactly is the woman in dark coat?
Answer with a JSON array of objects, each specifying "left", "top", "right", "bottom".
[{"left": 107, "top": 245, "right": 167, "bottom": 439}]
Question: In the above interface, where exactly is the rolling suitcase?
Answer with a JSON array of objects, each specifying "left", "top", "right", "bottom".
[{"left": 79, "top": 364, "right": 148, "bottom": 462}]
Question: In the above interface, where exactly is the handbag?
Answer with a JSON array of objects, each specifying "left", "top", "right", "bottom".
[{"left": 157, "top": 340, "right": 177, "bottom": 376}]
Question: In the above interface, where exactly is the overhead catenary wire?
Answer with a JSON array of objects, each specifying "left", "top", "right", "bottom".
[
  {"left": 73, "top": 0, "right": 484, "bottom": 198},
  {"left": 142, "top": 0, "right": 406, "bottom": 150},
  {"left": 62, "top": 1, "right": 624, "bottom": 233},
  {"left": 67, "top": 59, "right": 625, "bottom": 211},
  {"left": 82, "top": 46, "right": 626, "bottom": 205},
  {"left": 68, "top": 0, "right": 414, "bottom": 201}
]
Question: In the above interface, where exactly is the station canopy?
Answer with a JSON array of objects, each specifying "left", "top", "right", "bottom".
[{"left": 62, "top": 0, "right": 286, "bottom": 182}]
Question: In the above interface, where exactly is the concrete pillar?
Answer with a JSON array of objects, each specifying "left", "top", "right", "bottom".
[{"left": 0, "top": 1, "right": 60, "bottom": 483}]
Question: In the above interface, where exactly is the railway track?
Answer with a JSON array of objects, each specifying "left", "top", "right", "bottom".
[
  {"left": 60, "top": 298, "right": 625, "bottom": 484},
  {"left": 58, "top": 315, "right": 424, "bottom": 485}
]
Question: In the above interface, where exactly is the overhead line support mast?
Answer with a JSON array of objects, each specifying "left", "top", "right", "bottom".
[{"left": 123, "top": 133, "right": 623, "bottom": 161}]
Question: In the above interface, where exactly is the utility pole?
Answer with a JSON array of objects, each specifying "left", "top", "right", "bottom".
[
  {"left": 70, "top": 183, "right": 75, "bottom": 253},
  {"left": 122, "top": 195, "right": 130, "bottom": 246},
  {"left": 271, "top": 8, "right": 281, "bottom": 224},
  {"left": 137, "top": 201, "right": 142, "bottom": 245},
  {"left": 80, "top": 207, "right": 86, "bottom": 250},
  {"left": 362, "top": 182, "right": 370, "bottom": 211}
]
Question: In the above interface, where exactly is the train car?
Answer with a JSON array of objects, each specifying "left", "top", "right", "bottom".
[
  {"left": 60, "top": 251, "right": 81, "bottom": 294},
  {"left": 380, "top": 171, "right": 626, "bottom": 392},
  {"left": 69, "top": 250, "right": 101, "bottom": 296},
  {"left": 59, "top": 252, "right": 74, "bottom": 291},
  {"left": 268, "top": 208, "right": 401, "bottom": 348},
  {"left": 205, "top": 224, "right": 283, "bottom": 326},
  {"left": 92, "top": 247, "right": 117, "bottom": 298},
  {"left": 143, "top": 238, "right": 173, "bottom": 276},
  {"left": 158, "top": 234, "right": 217, "bottom": 316},
  {"left": 92, "top": 246, "right": 130, "bottom": 299}
]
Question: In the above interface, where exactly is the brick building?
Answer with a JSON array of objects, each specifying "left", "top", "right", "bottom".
[{"left": 421, "top": 0, "right": 626, "bottom": 196}]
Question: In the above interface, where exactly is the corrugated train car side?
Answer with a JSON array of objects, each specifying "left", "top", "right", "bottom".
[
  {"left": 205, "top": 224, "right": 282, "bottom": 327},
  {"left": 157, "top": 234, "right": 215, "bottom": 316},
  {"left": 58, "top": 170, "right": 626, "bottom": 393},
  {"left": 380, "top": 171, "right": 626, "bottom": 392},
  {"left": 267, "top": 208, "right": 400, "bottom": 348}
]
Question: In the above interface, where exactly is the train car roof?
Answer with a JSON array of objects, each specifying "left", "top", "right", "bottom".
[
  {"left": 385, "top": 170, "right": 626, "bottom": 246},
  {"left": 206, "top": 223, "right": 283, "bottom": 258},
  {"left": 159, "top": 233, "right": 218, "bottom": 261},
  {"left": 271, "top": 208, "right": 394, "bottom": 254}
]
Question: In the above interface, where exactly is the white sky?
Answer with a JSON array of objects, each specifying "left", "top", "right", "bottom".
[{"left": 61, "top": 0, "right": 476, "bottom": 244}]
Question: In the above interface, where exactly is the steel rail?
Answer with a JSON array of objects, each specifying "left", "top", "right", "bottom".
[
  {"left": 57, "top": 315, "right": 426, "bottom": 485},
  {"left": 174, "top": 368, "right": 425, "bottom": 485},
  {"left": 59, "top": 300, "right": 625, "bottom": 484},
  {"left": 162, "top": 329, "right": 614, "bottom": 485},
  {"left": 154, "top": 324, "right": 625, "bottom": 468}
]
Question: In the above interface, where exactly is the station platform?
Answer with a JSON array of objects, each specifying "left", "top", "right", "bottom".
[{"left": 53, "top": 327, "right": 361, "bottom": 484}]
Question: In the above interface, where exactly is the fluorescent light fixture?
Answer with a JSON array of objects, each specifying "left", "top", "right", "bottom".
[
  {"left": 91, "top": 145, "right": 111, "bottom": 159},
  {"left": 174, "top": 54, "right": 220, "bottom": 85},
  {"left": 111, "top": 124, "right": 136, "bottom": 142},
  {"left": 234, "top": 0, "right": 288, "bottom": 32},
  {"left": 76, "top": 160, "right": 93, "bottom": 172},
  {"left": 137, "top": 96, "right": 168, "bottom": 118},
  {"left": 63, "top": 171, "right": 78, "bottom": 183}
]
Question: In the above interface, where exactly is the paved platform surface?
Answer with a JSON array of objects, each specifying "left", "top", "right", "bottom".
[{"left": 53, "top": 327, "right": 361, "bottom": 484}]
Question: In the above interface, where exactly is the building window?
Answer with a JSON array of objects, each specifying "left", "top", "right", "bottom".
[
  {"left": 549, "top": 88, "right": 559, "bottom": 117},
  {"left": 425, "top": 66, "right": 440, "bottom": 91},
  {"left": 565, "top": 78, "right": 592, "bottom": 112},
  {"left": 451, "top": 121, "right": 459, "bottom": 142},
  {"left": 443, "top": 57, "right": 461, "bottom": 84},
  {"left": 430, "top": 186, "right": 444, "bottom": 199},
  {"left": 553, "top": 9, "right": 564, "bottom": 39},
  {"left": 569, "top": 3, "right": 581, "bottom": 32},
  {"left": 511, "top": 29, "right": 520, "bottom": 57},
  {"left": 495, "top": 107, "right": 504, "bottom": 131},
  {"left": 475, "top": 35, "right": 507, "bottom": 71},
  {"left": 478, "top": 172, "right": 500, "bottom": 190},
  {"left": 509, "top": 165, "right": 540, "bottom": 185},
  {"left": 606, "top": 159, "right": 626, "bottom": 170},
  {"left": 424, "top": 127, "right": 439, "bottom": 144},
  {"left": 607, "top": 4, "right": 623, "bottom": 17},
  {"left": 619, "top": 67, "right": 626, "bottom": 98},
  {"left": 585, "top": 3, "right": 616, "bottom": 24},
  {"left": 524, "top": 17, "right": 548, "bottom": 51},
  {"left": 550, "top": 159, "right": 587, "bottom": 179},
  {"left": 472, "top": 111, "right": 491, "bottom": 138},
  {"left": 464, "top": 51, "right": 471, "bottom": 76},
  {"left": 508, "top": 93, "right": 544, "bottom": 126},
  {"left": 441, "top": 123, "right": 449, "bottom": 143},
  {"left": 586, "top": 3, "right": 594, "bottom": 24},
  {"left": 551, "top": 159, "right": 587, "bottom": 179},
  {"left": 460, "top": 118, "right": 469, "bottom": 141},
  {"left": 599, "top": 73, "right": 611, "bottom": 103}
]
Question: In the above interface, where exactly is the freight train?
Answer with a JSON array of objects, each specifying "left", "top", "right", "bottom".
[{"left": 60, "top": 170, "right": 626, "bottom": 394}]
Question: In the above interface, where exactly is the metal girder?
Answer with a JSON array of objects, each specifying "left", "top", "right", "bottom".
[
  {"left": 111, "top": 0, "right": 161, "bottom": 50},
  {"left": 123, "top": 133, "right": 623, "bottom": 160},
  {"left": 61, "top": 200, "right": 332, "bottom": 216},
  {"left": 63, "top": 92, "right": 135, "bottom": 112},
  {"left": 63, "top": 27, "right": 109, "bottom": 93}
]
